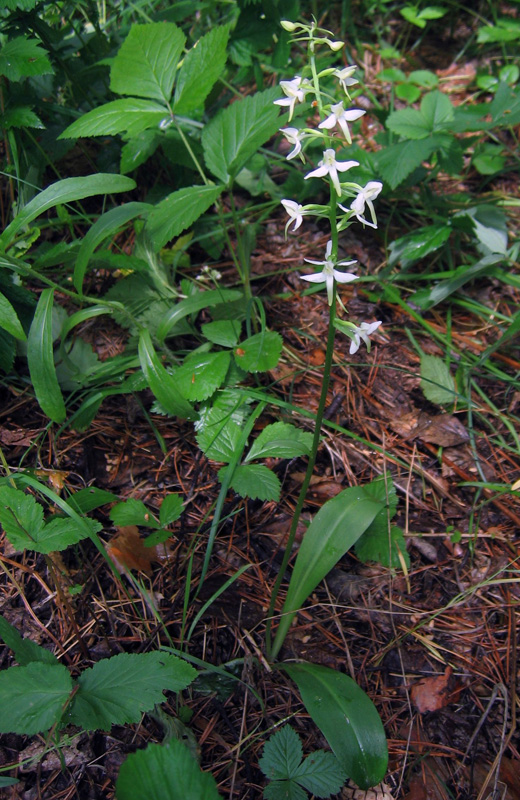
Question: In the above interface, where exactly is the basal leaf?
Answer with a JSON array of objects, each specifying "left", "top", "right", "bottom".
[
  {"left": 27, "top": 289, "right": 66, "bottom": 423},
  {"left": 0, "top": 662, "right": 72, "bottom": 735},
  {"left": 69, "top": 651, "right": 196, "bottom": 731},
  {"left": 138, "top": 330, "right": 197, "bottom": 420},
  {"left": 110, "top": 23, "right": 186, "bottom": 103},
  {"left": 202, "top": 87, "right": 280, "bottom": 185},
  {"left": 355, "top": 523, "right": 409, "bottom": 569},
  {"left": 284, "top": 663, "right": 388, "bottom": 790},
  {"left": 0, "top": 614, "right": 58, "bottom": 666},
  {"left": 116, "top": 739, "right": 223, "bottom": 800},
  {"left": 227, "top": 464, "right": 281, "bottom": 501},
  {"left": 233, "top": 330, "right": 283, "bottom": 373},
  {"left": 0, "top": 291, "right": 26, "bottom": 339},
  {"left": 156, "top": 288, "right": 243, "bottom": 343},
  {"left": 145, "top": 185, "right": 223, "bottom": 251},
  {"left": 245, "top": 422, "right": 313, "bottom": 462},
  {"left": 174, "top": 351, "right": 230, "bottom": 401},
  {"left": 173, "top": 24, "right": 230, "bottom": 114},
  {"left": 59, "top": 99, "right": 168, "bottom": 140},
  {"left": 201, "top": 320, "right": 241, "bottom": 347},
  {"left": 377, "top": 137, "right": 440, "bottom": 189},
  {"left": 388, "top": 224, "right": 451, "bottom": 268},
  {"left": 196, "top": 407, "right": 242, "bottom": 462},
  {"left": 0, "top": 37, "right": 53, "bottom": 81},
  {"left": 420, "top": 354, "right": 455, "bottom": 405}
]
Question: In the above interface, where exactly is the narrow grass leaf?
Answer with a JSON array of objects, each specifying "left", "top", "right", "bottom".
[
  {"left": 0, "top": 662, "right": 72, "bottom": 735},
  {"left": 27, "top": 289, "right": 66, "bottom": 422},
  {"left": 284, "top": 663, "right": 388, "bottom": 789},
  {"left": 138, "top": 330, "right": 197, "bottom": 419},
  {"left": 145, "top": 185, "right": 223, "bottom": 251},
  {"left": 173, "top": 24, "right": 230, "bottom": 114},
  {"left": 0, "top": 291, "right": 26, "bottom": 339},
  {"left": 110, "top": 23, "right": 186, "bottom": 103}
]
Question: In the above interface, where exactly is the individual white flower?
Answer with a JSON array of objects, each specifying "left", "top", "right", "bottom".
[
  {"left": 305, "top": 149, "right": 359, "bottom": 195},
  {"left": 281, "top": 199, "right": 312, "bottom": 235},
  {"left": 339, "top": 181, "right": 383, "bottom": 228},
  {"left": 334, "top": 66, "right": 359, "bottom": 97},
  {"left": 318, "top": 102, "right": 365, "bottom": 144},
  {"left": 301, "top": 240, "right": 357, "bottom": 305},
  {"left": 349, "top": 321, "right": 382, "bottom": 354},
  {"left": 279, "top": 127, "right": 308, "bottom": 161},
  {"left": 274, "top": 76, "right": 312, "bottom": 121}
]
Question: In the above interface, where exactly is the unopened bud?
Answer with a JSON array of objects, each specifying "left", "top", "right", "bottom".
[
  {"left": 328, "top": 40, "right": 344, "bottom": 51},
  {"left": 280, "top": 20, "right": 298, "bottom": 32}
]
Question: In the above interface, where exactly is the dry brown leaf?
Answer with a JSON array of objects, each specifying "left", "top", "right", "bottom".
[
  {"left": 106, "top": 526, "right": 154, "bottom": 575},
  {"left": 0, "top": 427, "right": 39, "bottom": 447},
  {"left": 390, "top": 411, "right": 468, "bottom": 446},
  {"left": 411, "top": 666, "right": 453, "bottom": 713}
]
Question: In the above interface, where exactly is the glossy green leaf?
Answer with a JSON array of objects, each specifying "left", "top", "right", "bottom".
[
  {"left": 245, "top": 422, "right": 313, "bottom": 462},
  {"left": 196, "top": 407, "right": 243, "bottom": 462},
  {"left": 202, "top": 87, "right": 280, "bottom": 185},
  {"left": 201, "top": 320, "right": 241, "bottom": 347},
  {"left": 0, "top": 614, "right": 58, "bottom": 666},
  {"left": 27, "top": 289, "right": 66, "bottom": 422},
  {"left": 395, "top": 83, "right": 421, "bottom": 103},
  {"left": 74, "top": 202, "right": 151, "bottom": 292},
  {"left": 174, "top": 351, "right": 230, "bottom": 401},
  {"left": 145, "top": 185, "right": 223, "bottom": 251},
  {"left": 221, "top": 463, "right": 281, "bottom": 501},
  {"left": 67, "top": 487, "right": 118, "bottom": 514},
  {"left": 110, "top": 23, "right": 186, "bottom": 102},
  {"left": 388, "top": 224, "right": 451, "bottom": 268},
  {"left": 59, "top": 99, "right": 168, "bottom": 140},
  {"left": 0, "top": 291, "right": 26, "bottom": 339},
  {"left": 284, "top": 663, "right": 388, "bottom": 790},
  {"left": 138, "top": 330, "right": 196, "bottom": 419},
  {"left": 0, "top": 36, "right": 52, "bottom": 81},
  {"left": 116, "top": 739, "right": 223, "bottom": 800},
  {"left": 2, "top": 106, "right": 44, "bottom": 129},
  {"left": 0, "top": 662, "right": 72, "bottom": 735},
  {"left": 156, "top": 288, "right": 242, "bottom": 342},
  {"left": 271, "top": 487, "right": 383, "bottom": 659},
  {"left": 120, "top": 130, "right": 159, "bottom": 174},
  {"left": 0, "top": 175, "right": 136, "bottom": 249},
  {"left": 173, "top": 24, "right": 230, "bottom": 114},
  {"left": 354, "top": 479, "right": 409, "bottom": 568},
  {"left": 233, "top": 330, "right": 283, "bottom": 373}
]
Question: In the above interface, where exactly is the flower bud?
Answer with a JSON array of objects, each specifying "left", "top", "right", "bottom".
[
  {"left": 280, "top": 20, "right": 298, "bottom": 32},
  {"left": 328, "top": 40, "right": 344, "bottom": 51}
]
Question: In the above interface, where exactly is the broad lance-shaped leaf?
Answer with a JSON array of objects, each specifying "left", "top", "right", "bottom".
[
  {"left": 0, "top": 291, "right": 26, "bottom": 340},
  {"left": 284, "top": 663, "right": 388, "bottom": 790},
  {"left": 138, "top": 330, "right": 197, "bottom": 420},
  {"left": 173, "top": 24, "right": 230, "bottom": 114},
  {"left": 27, "top": 289, "right": 66, "bottom": 423},
  {"left": 0, "top": 175, "right": 136, "bottom": 250},
  {"left": 270, "top": 486, "right": 384, "bottom": 660},
  {"left": 59, "top": 98, "right": 168, "bottom": 140},
  {"left": 110, "top": 22, "right": 186, "bottom": 103},
  {"left": 145, "top": 185, "right": 223, "bottom": 252}
]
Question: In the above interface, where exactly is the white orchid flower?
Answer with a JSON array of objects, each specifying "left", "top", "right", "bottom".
[
  {"left": 301, "top": 240, "right": 357, "bottom": 305},
  {"left": 318, "top": 102, "right": 365, "bottom": 144},
  {"left": 349, "top": 321, "right": 382, "bottom": 354},
  {"left": 305, "top": 149, "right": 359, "bottom": 195},
  {"left": 334, "top": 66, "right": 359, "bottom": 97},
  {"left": 281, "top": 200, "right": 312, "bottom": 235},
  {"left": 339, "top": 181, "right": 383, "bottom": 228},
  {"left": 274, "top": 76, "right": 312, "bottom": 121},
  {"left": 279, "top": 127, "right": 308, "bottom": 161}
]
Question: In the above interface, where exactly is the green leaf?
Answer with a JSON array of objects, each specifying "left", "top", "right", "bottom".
[
  {"left": 355, "top": 523, "right": 408, "bottom": 568},
  {"left": 377, "top": 138, "right": 440, "bottom": 189},
  {"left": 201, "top": 320, "right": 241, "bottom": 347},
  {"left": 0, "top": 175, "right": 136, "bottom": 250},
  {"left": 74, "top": 202, "right": 150, "bottom": 292},
  {"left": 388, "top": 224, "right": 451, "bottom": 268},
  {"left": 410, "top": 253, "right": 502, "bottom": 310},
  {"left": 245, "top": 422, "right": 313, "bottom": 462},
  {"left": 0, "top": 778, "right": 19, "bottom": 788},
  {"left": 463, "top": 204, "right": 508, "bottom": 254},
  {"left": 0, "top": 291, "right": 26, "bottom": 339},
  {"left": 202, "top": 87, "right": 280, "bottom": 185},
  {"left": 264, "top": 780, "right": 307, "bottom": 800},
  {"left": 110, "top": 498, "right": 159, "bottom": 528},
  {"left": 27, "top": 289, "right": 66, "bottom": 423},
  {"left": 59, "top": 99, "right": 169, "bottom": 140},
  {"left": 420, "top": 90, "right": 454, "bottom": 131},
  {"left": 420, "top": 353, "right": 455, "bottom": 405},
  {"left": 30, "top": 516, "right": 101, "bottom": 554},
  {"left": 116, "top": 739, "right": 223, "bottom": 800},
  {"left": 284, "top": 663, "right": 388, "bottom": 790},
  {"left": 271, "top": 487, "right": 384, "bottom": 659},
  {"left": 395, "top": 83, "right": 421, "bottom": 103},
  {"left": 67, "top": 487, "right": 117, "bottom": 514},
  {"left": 0, "top": 327, "right": 15, "bottom": 373},
  {"left": 294, "top": 749, "right": 346, "bottom": 797},
  {"left": 159, "top": 494, "right": 183, "bottom": 527},
  {"left": 472, "top": 145, "right": 506, "bottom": 175},
  {"left": 233, "top": 330, "right": 283, "bottom": 373},
  {"left": 260, "top": 726, "right": 303, "bottom": 781},
  {"left": 0, "top": 614, "right": 58, "bottom": 666},
  {"left": 121, "top": 130, "right": 159, "bottom": 174},
  {"left": 409, "top": 70, "right": 439, "bottom": 88},
  {"left": 225, "top": 464, "right": 281, "bottom": 501},
  {"left": 156, "top": 288, "right": 243, "bottom": 343},
  {"left": 174, "top": 351, "right": 230, "bottom": 402},
  {"left": 56, "top": 338, "right": 100, "bottom": 390},
  {"left": 386, "top": 106, "right": 428, "bottom": 139},
  {"left": 173, "top": 25, "right": 230, "bottom": 114},
  {"left": 196, "top": 407, "right": 243, "bottom": 462},
  {"left": 145, "top": 185, "right": 223, "bottom": 251},
  {"left": 0, "top": 662, "right": 72, "bottom": 735},
  {"left": 69, "top": 651, "right": 196, "bottom": 731},
  {"left": 110, "top": 23, "right": 186, "bottom": 103},
  {"left": 0, "top": 37, "right": 53, "bottom": 81},
  {"left": 478, "top": 20, "right": 520, "bottom": 44},
  {"left": 138, "top": 330, "right": 197, "bottom": 419},
  {"left": 2, "top": 106, "right": 44, "bottom": 129}
]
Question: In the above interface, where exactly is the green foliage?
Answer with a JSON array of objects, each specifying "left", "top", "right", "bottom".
[
  {"left": 245, "top": 422, "right": 313, "bottom": 461},
  {"left": 260, "top": 725, "right": 345, "bottom": 800},
  {"left": 145, "top": 186, "right": 224, "bottom": 252},
  {"left": 234, "top": 330, "right": 283, "bottom": 373},
  {"left": 0, "top": 615, "right": 58, "bottom": 667},
  {"left": 138, "top": 330, "right": 197, "bottom": 420},
  {"left": 354, "top": 478, "right": 409, "bottom": 568},
  {"left": 0, "top": 36, "right": 53, "bottom": 81},
  {"left": 400, "top": 5, "right": 447, "bottom": 28},
  {"left": 420, "top": 354, "right": 455, "bottom": 406}
]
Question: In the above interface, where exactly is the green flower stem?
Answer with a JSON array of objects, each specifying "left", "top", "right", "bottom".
[{"left": 266, "top": 284, "right": 337, "bottom": 661}]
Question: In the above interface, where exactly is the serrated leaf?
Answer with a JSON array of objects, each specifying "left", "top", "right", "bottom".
[
  {"left": 355, "top": 523, "right": 409, "bottom": 569},
  {"left": 201, "top": 319, "right": 241, "bottom": 347},
  {"left": 202, "top": 87, "right": 280, "bottom": 185},
  {"left": 110, "top": 23, "right": 186, "bottom": 103},
  {"left": 377, "top": 137, "right": 440, "bottom": 189},
  {"left": 420, "top": 354, "right": 455, "bottom": 405},
  {"left": 420, "top": 90, "right": 454, "bottom": 131},
  {"left": 2, "top": 106, "right": 44, "bottom": 129},
  {"left": 0, "top": 614, "right": 58, "bottom": 666},
  {"left": 116, "top": 739, "right": 223, "bottom": 800},
  {"left": 0, "top": 37, "right": 53, "bottom": 81},
  {"left": 294, "top": 750, "right": 346, "bottom": 796},
  {"left": 69, "top": 651, "right": 196, "bottom": 731},
  {"left": 110, "top": 498, "right": 159, "bottom": 528},
  {"left": 225, "top": 464, "right": 281, "bottom": 501},
  {"left": 138, "top": 330, "right": 197, "bottom": 420},
  {"left": 145, "top": 185, "right": 223, "bottom": 251},
  {"left": 29, "top": 516, "right": 100, "bottom": 554},
  {"left": 173, "top": 24, "right": 229, "bottom": 114},
  {"left": 260, "top": 726, "right": 304, "bottom": 781},
  {"left": 27, "top": 289, "right": 66, "bottom": 423},
  {"left": 196, "top": 407, "right": 242, "bottom": 462},
  {"left": 386, "top": 107, "right": 429, "bottom": 139},
  {"left": 121, "top": 130, "right": 159, "bottom": 174},
  {"left": 284, "top": 663, "right": 388, "bottom": 790},
  {"left": 264, "top": 781, "right": 307, "bottom": 800},
  {"left": 156, "top": 288, "right": 243, "bottom": 342},
  {"left": 234, "top": 330, "right": 282, "bottom": 373},
  {"left": 159, "top": 494, "right": 183, "bottom": 526},
  {"left": 246, "top": 422, "right": 313, "bottom": 462},
  {"left": 59, "top": 98, "right": 168, "bottom": 140},
  {"left": 174, "top": 351, "right": 230, "bottom": 401},
  {"left": 0, "top": 486, "right": 44, "bottom": 545},
  {"left": 0, "top": 662, "right": 72, "bottom": 735},
  {"left": 388, "top": 224, "right": 451, "bottom": 268},
  {"left": 0, "top": 291, "right": 26, "bottom": 339}
]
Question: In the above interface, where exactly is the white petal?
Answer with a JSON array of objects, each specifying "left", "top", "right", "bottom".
[
  {"left": 349, "top": 336, "right": 360, "bottom": 354},
  {"left": 335, "top": 159, "right": 360, "bottom": 172},
  {"left": 333, "top": 270, "right": 358, "bottom": 283},
  {"left": 305, "top": 165, "right": 329, "bottom": 180},
  {"left": 343, "top": 109, "right": 365, "bottom": 121},
  {"left": 301, "top": 272, "right": 327, "bottom": 284},
  {"left": 361, "top": 321, "right": 382, "bottom": 335},
  {"left": 318, "top": 114, "right": 337, "bottom": 130}
]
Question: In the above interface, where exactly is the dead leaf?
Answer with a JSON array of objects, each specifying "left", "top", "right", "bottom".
[
  {"left": 390, "top": 411, "right": 469, "bottom": 446},
  {"left": 411, "top": 666, "right": 453, "bottom": 713},
  {"left": 307, "top": 348, "right": 325, "bottom": 366},
  {"left": 35, "top": 469, "right": 70, "bottom": 491},
  {"left": 0, "top": 427, "right": 39, "bottom": 447},
  {"left": 107, "top": 526, "right": 154, "bottom": 575}
]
